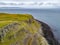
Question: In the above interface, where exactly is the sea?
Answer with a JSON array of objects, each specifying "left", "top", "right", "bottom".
[{"left": 0, "top": 8, "right": 60, "bottom": 43}]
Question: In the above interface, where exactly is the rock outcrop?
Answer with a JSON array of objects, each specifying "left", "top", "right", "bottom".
[
  {"left": 0, "top": 13, "right": 59, "bottom": 45},
  {"left": 36, "top": 20, "right": 60, "bottom": 45}
]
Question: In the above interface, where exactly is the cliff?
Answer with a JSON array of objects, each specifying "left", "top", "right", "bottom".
[{"left": 0, "top": 13, "right": 59, "bottom": 45}]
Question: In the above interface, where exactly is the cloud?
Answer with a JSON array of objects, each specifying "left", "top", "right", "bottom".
[
  {"left": 0, "top": 1, "right": 60, "bottom": 9},
  {"left": 0, "top": 0, "right": 60, "bottom": 2}
]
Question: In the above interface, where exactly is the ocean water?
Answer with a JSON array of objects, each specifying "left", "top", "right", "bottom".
[{"left": 0, "top": 8, "right": 60, "bottom": 42}]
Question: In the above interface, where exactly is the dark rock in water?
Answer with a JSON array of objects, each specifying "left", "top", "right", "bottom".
[{"left": 36, "top": 20, "right": 60, "bottom": 45}]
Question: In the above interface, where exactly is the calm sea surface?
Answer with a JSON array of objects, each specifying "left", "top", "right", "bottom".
[{"left": 0, "top": 8, "right": 60, "bottom": 42}]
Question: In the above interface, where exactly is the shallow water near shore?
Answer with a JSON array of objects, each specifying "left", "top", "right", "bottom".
[{"left": 0, "top": 8, "right": 60, "bottom": 43}]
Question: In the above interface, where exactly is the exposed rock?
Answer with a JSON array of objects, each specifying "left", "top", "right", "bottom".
[
  {"left": 36, "top": 20, "right": 60, "bottom": 45},
  {"left": 0, "top": 13, "right": 59, "bottom": 45}
]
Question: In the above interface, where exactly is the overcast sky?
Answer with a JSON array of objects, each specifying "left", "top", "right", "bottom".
[
  {"left": 0, "top": 0, "right": 60, "bottom": 2},
  {"left": 0, "top": 0, "right": 60, "bottom": 8}
]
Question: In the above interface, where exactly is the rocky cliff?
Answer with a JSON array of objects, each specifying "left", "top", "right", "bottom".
[{"left": 0, "top": 13, "right": 59, "bottom": 45}]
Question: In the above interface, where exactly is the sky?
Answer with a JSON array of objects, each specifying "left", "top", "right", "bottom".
[
  {"left": 0, "top": 0, "right": 60, "bottom": 9},
  {"left": 0, "top": 0, "right": 60, "bottom": 2}
]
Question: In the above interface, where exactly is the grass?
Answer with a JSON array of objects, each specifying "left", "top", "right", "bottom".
[
  {"left": 0, "top": 13, "right": 34, "bottom": 21},
  {"left": 0, "top": 13, "right": 46, "bottom": 45}
]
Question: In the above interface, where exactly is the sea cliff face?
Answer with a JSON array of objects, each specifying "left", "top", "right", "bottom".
[{"left": 0, "top": 13, "right": 59, "bottom": 45}]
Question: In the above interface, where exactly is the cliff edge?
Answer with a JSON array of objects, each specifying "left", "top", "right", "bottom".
[{"left": 0, "top": 13, "right": 59, "bottom": 45}]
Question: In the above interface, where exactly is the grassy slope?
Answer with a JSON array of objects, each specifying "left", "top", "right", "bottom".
[{"left": 0, "top": 13, "right": 48, "bottom": 45}]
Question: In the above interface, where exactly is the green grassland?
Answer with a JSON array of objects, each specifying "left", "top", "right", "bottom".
[{"left": 0, "top": 13, "right": 48, "bottom": 45}]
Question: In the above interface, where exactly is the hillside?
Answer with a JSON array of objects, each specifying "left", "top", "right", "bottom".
[{"left": 0, "top": 13, "right": 59, "bottom": 45}]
